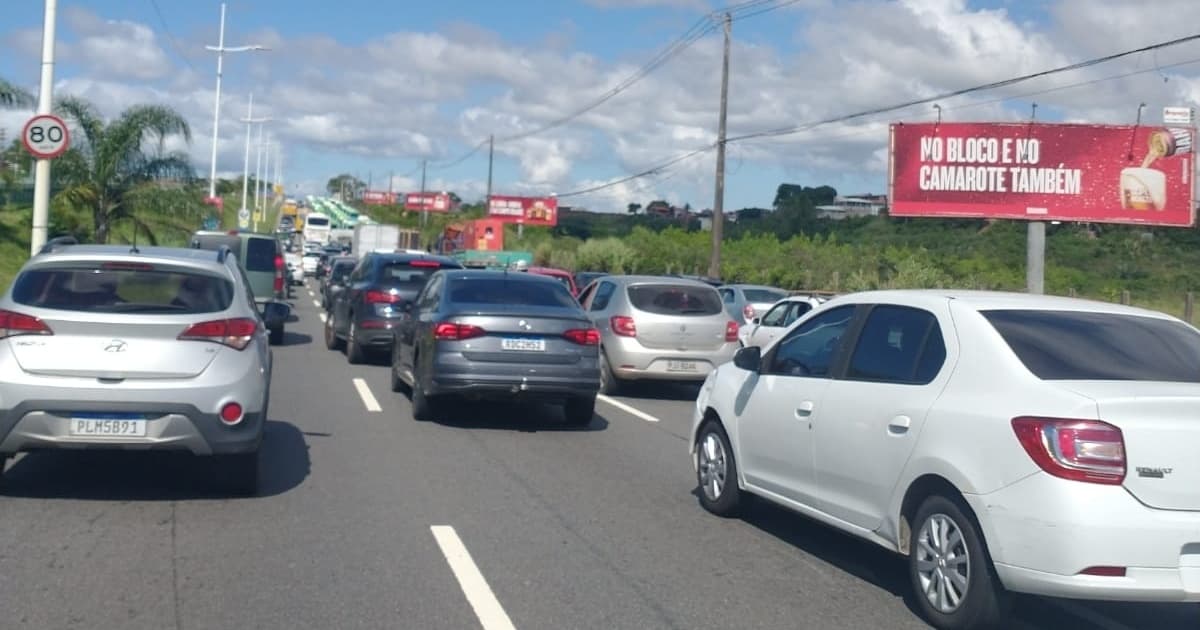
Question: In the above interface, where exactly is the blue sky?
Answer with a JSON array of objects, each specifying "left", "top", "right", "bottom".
[{"left": 3, "top": 0, "right": 1199, "bottom": 211}]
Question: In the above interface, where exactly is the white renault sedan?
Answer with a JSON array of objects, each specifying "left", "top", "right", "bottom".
[{"left": 691, "top": 290, "right": 1200, "bottom": 629}]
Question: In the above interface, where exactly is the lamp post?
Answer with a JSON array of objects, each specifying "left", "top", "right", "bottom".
[
  {"left": 239, "top": 93, "right": 270, "bottom": 229},
  {"left": 204, "top": 2, "right": 268, "bottom": 202}
]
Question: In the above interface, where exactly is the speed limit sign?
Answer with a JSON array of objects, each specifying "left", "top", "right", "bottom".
[{"left": 22, "top": 114, "right": 70, "bottom": 159}]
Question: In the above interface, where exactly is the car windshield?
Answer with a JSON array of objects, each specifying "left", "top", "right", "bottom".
[
  {"left": 983, "top": 309, "right": 1200, "bottom": 382},
  {"left": 11, "top": 265, "right": 235, "bottom": 314},
  {"left": 627, "top": 284, "right": 722, "bottom": 316},
  {"left": 742, "top": 288, "right": 787, "bottom": 303},
  {"left": 449, "top": 277, "right": 578, "bottom": 308}
]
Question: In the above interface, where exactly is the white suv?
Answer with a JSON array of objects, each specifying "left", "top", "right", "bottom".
[{"left": 691, "top": 290, "right": 1200, "bottom": 629}]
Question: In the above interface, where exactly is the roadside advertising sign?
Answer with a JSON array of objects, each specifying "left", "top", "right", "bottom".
[
  {"left": 404, "top": 192, "right": 451, "bottom": 212},
  {"left": 889, "top": 122, "right": 1195, "bottom": 227},
  {"left": 361, "top": 191, "right": 398, "bottom": 205},
  {"left": 1163, "top": 107, "right": 1195, "bottom": 126},
  {"left": 487, "top": 195, "right": 559, "bottom": 226}
]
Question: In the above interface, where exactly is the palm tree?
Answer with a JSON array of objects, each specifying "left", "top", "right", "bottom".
[
  {"left": 53, "top": 96, "right": 193, "bottom": 243},
  {"left": 0, "top": 77, "right": 34, "bottom": 108}
]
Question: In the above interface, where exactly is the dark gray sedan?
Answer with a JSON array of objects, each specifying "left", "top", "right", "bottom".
[{"left": 390, "top": 269, "right": 601, "bottom": 425}]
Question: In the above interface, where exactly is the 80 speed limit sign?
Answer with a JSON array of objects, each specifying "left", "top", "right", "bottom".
[{"left": 22, "top": 114, "right": 70, "bottom": 159}]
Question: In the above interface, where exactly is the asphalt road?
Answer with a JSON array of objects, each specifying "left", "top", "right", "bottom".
[{"left": 1, "top": 283, "right": 1197, "bottom": 630}]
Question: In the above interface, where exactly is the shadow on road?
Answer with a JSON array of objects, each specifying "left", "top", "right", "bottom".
[
  {"left": 613, "top": 381, "right": 701, "bottom": 402},
  {"left": 0, "top": 420, "right": 310, "bottom": 501},
  {"left": 277, "top": 331, "right": 313, "bottom": 347},
  {"left": 719, "top": 493, "right": 1200, "bottom": 629},
  {"left": 429, "top": 399, "right": 610, "bottom": 433}
]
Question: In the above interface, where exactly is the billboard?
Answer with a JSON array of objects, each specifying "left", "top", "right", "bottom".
[
  {"left": 361, "top": 190, "right": 398, "bottom": 205},
  {"left": 404, "top": 192, "right": 452, "bottom": 212},
  {"left": 889, "top": 122, "right": 1196, "bottom": 227},
  {"left": 487, "top": 195, "right": 558, "bottom": 226}
]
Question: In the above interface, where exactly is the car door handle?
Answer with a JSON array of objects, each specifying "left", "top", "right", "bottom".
[
  {"left": 795, "top": 401, "right": 815, "bottom": 419},
  {"left": 888, "top": 415, "right": 912, "bottom": 435}
]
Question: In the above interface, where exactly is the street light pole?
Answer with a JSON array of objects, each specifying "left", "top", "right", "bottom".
[
  {"left": 239, "top": 94, "right": 270, "bottom": 227},
  {"left": 253, "top": 124, "right": 265, "bottom": 221},
  {"left": 707, "top": 12, "right": 732, "bottom": 280},
  {"left": 204, "top": 2, "right": 267, "bottom": 202},
  {"left": 29, "top": 0, "right": 59, "bottom": 255}
]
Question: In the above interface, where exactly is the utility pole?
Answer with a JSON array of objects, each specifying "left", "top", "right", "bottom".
[
  {"left": 30, "top": 0, "right": 58, "bottom": 255},
  {"left": 252, "top": 124, "right": 265, "bottom": 220},
  {"left": 205, "top": 2, "right": 267, "bottom": 202},
  {"left": 707, "top": 12, "right": 732, "bottom": 280},
  {"left": 257, "top": 136, "right": 271, "bottom": 232},
  {"left": 419, "top": 159, "right": 427, "bottom": 227},
  {"left": 486, "top": 134, "right": 494, "bottom": 205}
]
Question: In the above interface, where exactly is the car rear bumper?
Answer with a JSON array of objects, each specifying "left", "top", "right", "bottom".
[
  {"left": 0, "top": 400, "right": 264, "bottom": 456},
  {"left": 604, "top": 338, "right": 737, "bottom": 382},
  {"left": 428, "top": 357, "right": 599, "bottom": 399},
  {"left": 966, "top": 472, "right": 1200, "bottom": 602},
  {"left": 351, "top": 320, "right": 400, "bottom": 348}
]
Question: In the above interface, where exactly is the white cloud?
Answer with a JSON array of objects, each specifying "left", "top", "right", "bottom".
[{"left": 62, "top": 6, "right": 173, "bottom": 81}]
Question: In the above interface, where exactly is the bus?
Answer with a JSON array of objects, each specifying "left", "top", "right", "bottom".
[{"left": 303, "top": 212, "right": 331, "bottom": 244}]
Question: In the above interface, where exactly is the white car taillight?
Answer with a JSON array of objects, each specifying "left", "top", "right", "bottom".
[
  {"left": 0, "top": 309, "right": 53, "bottom": 339},
  {"left": 1011, "top": 417, "right": 1126, "bottom": 485},
  {"left": 179, "top": 318, "right": 258, "bottom": 350}
]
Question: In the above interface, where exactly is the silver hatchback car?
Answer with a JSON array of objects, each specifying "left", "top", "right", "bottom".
[
  {"left": 0, "top": 242, "right": 282, "bottom": 494},
  {"left": 577, "top": 275, "right": 740, "bottom": 393}
]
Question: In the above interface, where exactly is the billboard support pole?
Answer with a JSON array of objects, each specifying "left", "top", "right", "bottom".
[{"left": 1026, "top": 221, "right": 1045, "bottom": 294}]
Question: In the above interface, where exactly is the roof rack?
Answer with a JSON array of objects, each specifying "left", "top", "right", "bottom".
[{"left": 38, "top": 235, "right": 79, "bottom": 255}]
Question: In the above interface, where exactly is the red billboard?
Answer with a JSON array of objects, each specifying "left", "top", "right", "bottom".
[
  {"left": 361, "top": 191, "right": 397, "bottom": 205},
  {"left": 404, "top": 192, "right": 452, "bottom": 212},
  {"left": 889, "top": 122, "right": 1196, "bottom": 226},
  {"left": 487, "top": 195, "right": 558, "bottom": 226}
]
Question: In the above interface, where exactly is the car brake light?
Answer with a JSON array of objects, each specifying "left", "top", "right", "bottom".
[
  {"left": 742, "top": 304, "right": 755, "bottom": 321},
  {"left": 179, "top": 318, "right": 258, "bottom": 350},
  {"left": 1079, "top": 566, "right": 1127, "bottom": 577},
  {"left": 409, "top": 260, "right": 440, "bottom": 268},
  {"left": 433, "top": 322, "right": 485, "bottom": 340},
  {"left": 0, "top": 309, "right": 53, "bottom": 339},
  {"left": 100, "top": 262, "right": 154, "bottom": 271},
  {"left": 1011, "top": 417, "right": 1126, "bottom": 485},
  {"left": 611, "top": 316, "right": 636, "bottom": 337},
  {"left": 725, "top": 320, "right": 739, "bottom": 342},
  {"left": 365, "top": 290, "right": 401, "bottom": 304},
  {"left": 564, "top": 328, "right": 600, "bottom": 345}
]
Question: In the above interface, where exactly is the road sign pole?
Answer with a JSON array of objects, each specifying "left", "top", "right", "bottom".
[
  {"left": 1026, "top": 220, "right": 1045, "bottom": 294},
  {"left": 30, "top": 0, "right": 59, "bottom": 255}
]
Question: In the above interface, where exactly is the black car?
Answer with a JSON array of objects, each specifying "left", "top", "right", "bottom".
[
  {"left": 320, "top": 256, "right": 358, "bottom": 310},
  {"left": 390, "top": 269, "right": 601, "bottom": 424},
  {"left": 324, "top": 252, "right": 464, "bottom": 364}
]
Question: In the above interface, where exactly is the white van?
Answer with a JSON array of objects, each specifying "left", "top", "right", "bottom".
[{"left": 303, "top": 212, "right": 331, "bottom": 244}]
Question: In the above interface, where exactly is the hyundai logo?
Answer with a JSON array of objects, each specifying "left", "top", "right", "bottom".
[{"left": 104, "top": 339, "right": 128, "bottom": 353}]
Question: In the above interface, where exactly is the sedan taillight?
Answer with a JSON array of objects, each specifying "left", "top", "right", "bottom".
[
  {"left": 564, "top": 328, "right": 600, "bottom": 345},
  {"left": 434, "top": 322, "right": 485, "bottom": 341},
  {"left": 179, "top": 318, "right": 258, "bottom": 350},
  {"left": 742, "top": 304, "right": 755, "bottom": 321},
  {"left": 0, "top": 309, "right": 53, "bottom": 339},
  {"left": 365, "top": 290, "right": 401, "bottom": 304},
  {"left": 1011, "top": 417, "right": 1126, "bottom": 485},
  {"left": 725, "top": 320, "right": 740, "bottom": 342}
]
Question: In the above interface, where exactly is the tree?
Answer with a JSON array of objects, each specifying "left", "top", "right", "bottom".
[
  {"left": 53, "top": 96, "right": 194, "bottom": 243},
  {"left": 0, "top": 77, "right": 33, "bottom": 109},
  {"left": 627, "top": 202, "right": 642, "bottom": 214},
  {"left": 326, "top": 173, "right": 365, "bottom": 198},
  {"left": 773, "top": 183, "right": 837, "bottom": 209}
]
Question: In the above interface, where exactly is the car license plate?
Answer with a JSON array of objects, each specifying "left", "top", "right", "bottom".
[
  {"left": 501, "top": 338, "right": 545, "bottom": 352},
  {"left": 69, "top": 415, "right": 147, "bottom": 437},
  {"left": 667, "top": 360, "right": 698, "bottom": 372}
]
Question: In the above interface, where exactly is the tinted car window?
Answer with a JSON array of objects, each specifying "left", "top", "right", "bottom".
[
  {"left": 245, "top": 237, "right": 277, "bottom": 272},
  {"left": 743, "top": 289, "right": 788, "bottom": 303},
  {"left": 983, "top": 309, "right": 1200, "bottom": 382},
  {"left": 378, "top": 261, "right": 453, "bottom": 286},
  {"left": 768, "top": 305, "right": 855, "bottom": 377},
  {"left": 847, "top": 305, "right": 944, "bottom": 384},
  {"left": 12, "top": 266, "right": 235, "bottom": 314},
  {"left": 786, "top": 302, "right": 813, "bottom": 325},
  {"left": 591, "top": 281, "right": 616, "bottom": 311},
  {"left": 448, "top": 278, "right": 578, "bottom": 308},
  {"left": 627, "top": 284, "right": 722, "bottom": 316},
  {"left": 331, "top": 261, "right": 355, "bottom": 281},
  {"left": 761, "top": 303, "right": 790, "bottom": 326}
]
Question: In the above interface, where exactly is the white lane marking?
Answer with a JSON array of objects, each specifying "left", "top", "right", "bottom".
[
  {"left": 1046, "top": 600, "right": 1137, "bottom": 630},
  {"left": 430, "top": 526, "right": 517, "bottom": 630},
  {"left": 318, "top": 312, "right": 327, "bottom": 323},
  {"left": 597, "top": 394, "right": 661, "bottom": 423},
  {"left": 312, "top": 299, "right": 321, "bottom": 308},
  {"left": 352, "top": 378, "right": 382, "bottom": 412}
]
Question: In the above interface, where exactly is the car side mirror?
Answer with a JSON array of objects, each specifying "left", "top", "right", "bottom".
[
  {"left": 260, "top": 301, "right": 291, "bottom": 325},
  {"left": 751, "top": 317, "right": 761, "bottom": 325},
  {"left": 733, "top": 345, "right": 761, "bottom": 372}
]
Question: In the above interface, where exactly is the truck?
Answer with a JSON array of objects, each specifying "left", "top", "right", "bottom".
[{"left": 352, "top": 223, "right": 423, "bottom": 258}]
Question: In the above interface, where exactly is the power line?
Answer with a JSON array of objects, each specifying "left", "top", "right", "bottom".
[
  {"left": 148, "top": 0, "right": 199, "bottom": 73},
  {"left": 554, "top": 32, "right": 1200, "bottom": 199},
  {"left": 426, "top": 138, "right": 489, "bottom": 171}
]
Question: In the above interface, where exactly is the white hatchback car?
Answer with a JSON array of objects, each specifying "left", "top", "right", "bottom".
[
  {"left": 737, "top": 294, "right": 827, "bottom": 348},
  {"left": 691, "top": 290, "right": 1200, "bottom": 629}
]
